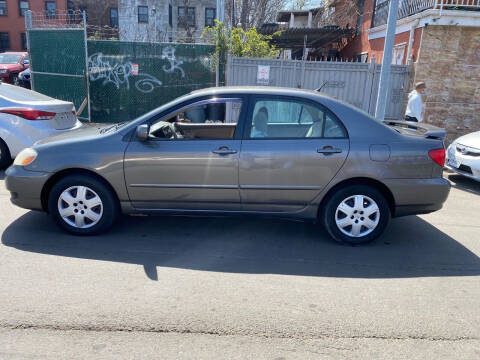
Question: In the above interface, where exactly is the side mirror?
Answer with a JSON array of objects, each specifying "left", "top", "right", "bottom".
[
  {"left": 23, "top": 60, "right": 29, "bottom": 65},
  {"left": 136, "top": 124, "right": 150, "bottom": 141}
]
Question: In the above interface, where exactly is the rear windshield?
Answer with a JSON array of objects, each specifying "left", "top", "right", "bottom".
[
  {"left": 0, "top": 83, "right": 53, "bottom": 102},
  {"left": 0, "top": 54, "right": 22, "bottom": 64}
]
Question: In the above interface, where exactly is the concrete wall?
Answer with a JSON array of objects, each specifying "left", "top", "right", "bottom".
[{"left": 414, "top": 25, "right": 480, "bottom": 142}]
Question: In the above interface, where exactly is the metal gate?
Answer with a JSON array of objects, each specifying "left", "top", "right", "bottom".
[
  {"left": 226, "top": 56, "right": 411, "bottom": 120},
  {"left": 26, "top": 10, "right": 90, "bottom": 121}
]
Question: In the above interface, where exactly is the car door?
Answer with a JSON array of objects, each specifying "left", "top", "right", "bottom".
[
  {"left": 124, "top": 96, "right": 246, "bottom": 211},
  {"left": 239, "top": 95, "right": 349, "bottom": 212}
]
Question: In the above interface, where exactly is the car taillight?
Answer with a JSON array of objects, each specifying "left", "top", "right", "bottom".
[
  {"left": 429, "top": 148, "right": 446, "bottom": 167},
  {"left": 0, "top": 108, "right": 56, "bottom": 120}
]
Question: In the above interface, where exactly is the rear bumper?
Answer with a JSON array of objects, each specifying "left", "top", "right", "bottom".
[
  {"left": 383, "top": 177, "right": 451, "bottom": 218},
  {"left": 5, "top": 165, "right": 50, "bottom": 211}
]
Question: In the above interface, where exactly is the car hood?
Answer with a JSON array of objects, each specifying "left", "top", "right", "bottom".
[
  {"left": 34, "top": 123, "right": 113, "bottom": 146},
  {"left": 0, "top": 64, "right": 21, "bottom": 71},
  {"left": 454, "top": 131, "right": 480, "bottom": 149}
]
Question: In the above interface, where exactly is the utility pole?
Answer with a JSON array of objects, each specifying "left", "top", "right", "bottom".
[{"left": 374, "top": 0, "right": 400, "bottom": 121}]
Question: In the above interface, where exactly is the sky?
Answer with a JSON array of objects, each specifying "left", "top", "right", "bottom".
[{"left": 283, "top": 0, "right": 323, "bottom": 10}]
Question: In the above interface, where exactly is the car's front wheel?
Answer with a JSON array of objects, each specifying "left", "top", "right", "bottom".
[
  {"left": 48, "top": 175, "right": 119, "bottom": 235},
  {"left": 0, "top": 139, "right": 12, "bottom": 170},
  {"left": 322, "top": 185, "right": 390, "bottom": 245}
]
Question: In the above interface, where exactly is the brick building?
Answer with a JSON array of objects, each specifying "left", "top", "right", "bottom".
[
  {"left": 0, "top": 0, "right": 67, "bottom": 52},
  {"left": 118, "top": 0, "right": 217, "bottom": 42},
  {"left": 337, "top": 0, "right": 480, "bottom": 140},
  {"left": 66, "top": 0, "right": 119, "bottom": 38}
]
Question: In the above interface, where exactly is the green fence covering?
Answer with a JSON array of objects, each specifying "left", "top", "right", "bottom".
[
  {"left": 28, "top": 28, "right": 218, "bottom": 123},
  {"left": 28, "top": 29, "right": 89, "bottom": 119},
  {"left": 87, "top": 40, "right": 217, "bottom": 123}
]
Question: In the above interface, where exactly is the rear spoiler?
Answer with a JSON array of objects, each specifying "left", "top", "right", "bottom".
[{"left": 382, "top": 120, "right": 446, "bottom": 140}]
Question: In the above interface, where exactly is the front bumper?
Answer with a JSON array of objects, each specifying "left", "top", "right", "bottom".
[
  {"left": 445, "top": 143, "right": 480, "bottom": 182},
  {"left": 383, "top": 177, "right": 451, "bottom": 217},
  {"left": 5, "top": 166, "right": 51, "bottom": 211}
]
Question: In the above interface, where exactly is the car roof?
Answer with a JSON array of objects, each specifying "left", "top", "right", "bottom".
[{"left": 191, "top": 86, "right": 333, "bottom": 99}]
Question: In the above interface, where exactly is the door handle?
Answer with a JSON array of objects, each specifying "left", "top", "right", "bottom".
[
  {"left": 212, "top": 147, "right": 237, "bottom": 155},
  {"left": 317, "top": 146, "right": 342, "bottom": 155}
]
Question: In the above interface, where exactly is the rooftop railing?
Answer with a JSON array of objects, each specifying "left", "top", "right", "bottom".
[{"left": 372, "top": 0, "right": 480, "bottom": 28}]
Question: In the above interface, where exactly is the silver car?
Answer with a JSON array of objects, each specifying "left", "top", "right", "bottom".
[
  {"left": 0, "top": 82, "right": 82, "bottom": 169},
  {"left": 5, "top": 87, "right": 450, "bottom": 244}
]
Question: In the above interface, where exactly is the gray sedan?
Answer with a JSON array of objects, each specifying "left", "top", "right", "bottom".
[{"left": 5, "top": 87, "right": 450, "bottom": 244}]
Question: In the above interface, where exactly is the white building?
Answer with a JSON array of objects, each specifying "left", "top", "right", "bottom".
[{"left": 119, "top": 0, "right": 217, "bottom": 42}]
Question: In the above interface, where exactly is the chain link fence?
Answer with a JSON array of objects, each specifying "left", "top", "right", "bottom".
[{"left": 26, "top": 10, "right": 218, "bottom": 123}]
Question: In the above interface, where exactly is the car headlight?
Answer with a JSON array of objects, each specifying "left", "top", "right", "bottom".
[
  {"left": 14, "top": 148, "right": 38, "bottom": 166},
  {"left": 0, "top": 69, "right": 7, "bottom": 74}
]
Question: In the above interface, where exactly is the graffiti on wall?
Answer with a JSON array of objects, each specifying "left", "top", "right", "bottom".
[
  {"left": 161, "top": 46, "right": 185, "bottom": 78},
  {"left": 88, "top": 53, "right": 163, "bottom": 93},
  {"left": 87, "top": 47, "right": 186, "bottom": 93}
]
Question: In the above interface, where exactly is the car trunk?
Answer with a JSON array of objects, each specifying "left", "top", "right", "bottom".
[{"left": 0, "top": 83, "right": 77, "bottom": 130}]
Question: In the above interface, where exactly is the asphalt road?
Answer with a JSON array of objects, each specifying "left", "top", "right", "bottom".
[{"left": 0, "top": 170, "right": 479, "bottom": 359}]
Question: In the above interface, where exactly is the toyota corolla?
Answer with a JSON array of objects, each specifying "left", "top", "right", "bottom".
[{"left": 5, "top": 87, "right": 450, "bottom": 244}]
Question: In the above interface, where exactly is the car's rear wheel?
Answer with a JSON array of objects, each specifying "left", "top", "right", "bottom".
[
  {"left": 322, "top": 185, "right": 390, "bottom": 245},
  {"left": 0, "top": 139, "right": 12, "bottom": 170},
  {"left": 48, "top": 175, "right": 118, "bottom": 235},
  {"left": 9, "top": 73, "right": 19, "bottom": 86}
]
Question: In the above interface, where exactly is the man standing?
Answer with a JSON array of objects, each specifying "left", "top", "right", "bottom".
[{"left": 405, "top": 82, "right": 426, "bottom": 122}]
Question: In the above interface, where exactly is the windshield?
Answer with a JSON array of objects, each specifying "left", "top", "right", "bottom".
[{"left": 0, "top": 54, "right": 22, "bottom": 64}]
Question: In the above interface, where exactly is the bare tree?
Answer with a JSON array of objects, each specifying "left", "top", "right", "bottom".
[
  {"left": 315, "top": 0, "right": 361, "bottom": 30},
  {"left": 225, "top": 0, "right": 287, "bottom": 29}
]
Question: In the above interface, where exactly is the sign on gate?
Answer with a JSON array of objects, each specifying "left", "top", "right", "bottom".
[{"left": 257, "top": 65, "right": 270, "bottom": 85}]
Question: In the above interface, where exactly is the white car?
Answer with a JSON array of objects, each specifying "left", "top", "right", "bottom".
[
  {"left": 0, "top": 82, "right": 82, "bottom": 169},
  {"left": 446, "top": 131, "right": 480, "bottom": 182}
]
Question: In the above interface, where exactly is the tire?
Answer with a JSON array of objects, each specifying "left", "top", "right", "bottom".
[
  {"left": 48, "top": 175, "right": 119, "bottom": 235},
  {"left": 0, "top": 139, "right": 12, "bottom": 170},
  {"left": 9, "top": 73, "right": 19, "bottom": 86},
  {"left": 321, "top": 185, "right": 391, "bottom": 245}
]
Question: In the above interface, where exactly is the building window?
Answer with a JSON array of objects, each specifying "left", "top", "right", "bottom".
[
  {"left": 393, "top": 44, "right": 406, "bottom": 65},
  {"left": 45, "top": 1, "right": 56, "bottom": 19},
  {"left": 138, "top": 6, "right": 148, "bottom": 23},
  {"left": 21, "top": 33, "right": 27, "bottom": 49},
  {"left": 0, "top": 33, "right": 9, "bottom": 52},
  {"left": 79, "top": 5, "right": 87, "bottom": 21},
  {"left": 67, "top": 0, "right": 75, "bottom": 22},
  {"left": 110, "top": 8, "right": 118, "bottom": 27},
  {"left": 205, "top": 8, "right": 215, "bottom": 27},
  {"left": 355, "top": 53, "right": 368, "bottom": 63},
  {"left": 169, "top": 4, "right": 172, "bottom": 26},
  {"left": 0, "top": 1, "right": 7, "bottom": 16},
  {"left": 178, "top": 6, "right": 195, "bottom": 27},
  {"left": 19, "top": 1, "right": 29, "bottom": 17}
]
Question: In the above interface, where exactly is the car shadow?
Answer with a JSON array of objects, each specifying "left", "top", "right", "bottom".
[
  {"left": 446, "top": 172, "right": 480, "bottom": 196},
  {"left": 2, "top": 212, "right": 479, "bottom": 280}
]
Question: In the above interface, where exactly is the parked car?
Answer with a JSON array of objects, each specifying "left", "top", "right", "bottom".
[
  {"left": 18, "top": 67, "right": 31, "bottom": 89},
  {"left": 5, "top": 87, "right": 450, "bottom": 244},
  {"left": 0, "top": 82, "right": 82, "bottom": 169},
  {"left": 0, "top": 52, "right": 29, "bottom": 85},
  {"left": 445, "top": 131, "right": 480, "bottom": 182}
]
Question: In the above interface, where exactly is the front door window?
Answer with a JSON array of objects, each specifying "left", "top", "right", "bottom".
[{"left": 148, "top": 98, "right": 243, "bottom": 140}]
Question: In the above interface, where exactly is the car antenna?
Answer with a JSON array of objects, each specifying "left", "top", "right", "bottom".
[{"left": 315, "top": 80, "right": 328, "bottom": 92}]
